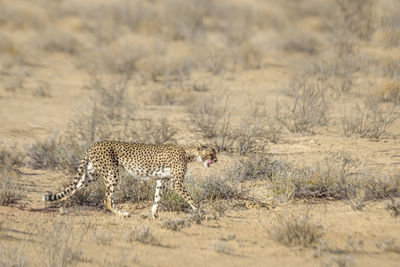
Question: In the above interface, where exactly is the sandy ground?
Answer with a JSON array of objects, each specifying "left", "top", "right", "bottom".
[{"left": 1, "top": 0, "right": 400, "bottom": 266}]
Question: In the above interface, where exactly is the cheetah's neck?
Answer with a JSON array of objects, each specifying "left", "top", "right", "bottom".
[{"left": 183, "top": 145, "right": 201, "bottom": 163}]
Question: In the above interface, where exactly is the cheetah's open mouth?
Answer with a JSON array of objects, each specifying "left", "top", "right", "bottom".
[{"left": 205, "top": 160, "right": 213, "bottom": 168}]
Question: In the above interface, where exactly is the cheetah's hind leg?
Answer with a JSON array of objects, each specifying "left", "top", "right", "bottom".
[{"left": 103, "top": 171, "right": 130, "bottom": 217}]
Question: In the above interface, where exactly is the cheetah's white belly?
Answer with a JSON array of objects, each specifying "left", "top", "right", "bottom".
[{"left": 124, "top": 167, "right": 172, "bottom": 180}]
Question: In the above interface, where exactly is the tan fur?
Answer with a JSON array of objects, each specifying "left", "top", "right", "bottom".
[{"left": 43, "top": 140, "right": 217, "bottom": 218}]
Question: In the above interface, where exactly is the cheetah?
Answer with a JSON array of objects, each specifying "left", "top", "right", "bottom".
[{"left": 42, "top": 140, "right": 218, "bottom": 218}]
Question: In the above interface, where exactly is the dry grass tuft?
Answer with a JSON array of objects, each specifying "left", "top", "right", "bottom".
[
  {"left": 26, "top": 136, "right": 83, "bottom": 174},
  {"left": 0, "top": 146, "right": 25, "bottom": 206},
  {"left": 0, "top": 172, "right": 25, "bottom": 206},
  {"left": 276, "top": 75, "right": 329, "bottom": 133},
  {"left": 269, "top": 210, "right": 324, "bottom": 248},
  {"left": 125, "top": 226, "right": 160, "bottom": 246},
  {"left": 136, "top": 118, "right": 177, "bottom": 145},
  {"left": 386, "top": 198, "right": 400, "bottom": 217},
  {"left": 212, "top": 240, "right": 234, "bottom": 255},
  {"left": 34, "top": 218, "right": 90, "bottom": 267},
  {"left": 376, "top": 238, "right": 400, "bottom": 254},
  {"left": 161, "top": 218, "right": 191, "bottom": 231},
  {"left": 188, "top": 94, "right": 230, "bottom": 139},
  {"left": 342, "top": 97, "right": 400, "bottom": 139}
]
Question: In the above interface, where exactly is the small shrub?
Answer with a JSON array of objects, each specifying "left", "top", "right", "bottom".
[
  {"left": 349, "top": 189, "right": 367, "bottom": 211},
  {"left": 322, "top": 255, "right": 354, "bottom": 267},
  {"left": 0, "top": 172, "right": 24, "bottom": 206},
  {"left": 26, "top": 136, "right": 83, "bottom": 174},
  {"left": 210, "top": 201, "right": 228, "bottom": 218},
  {"left": 125, "top": 226, "right": 160, "bottom": 246},
  {"left": 88, "top": 75, "right": 129, "bottom": 121},
  {"left": 188, "top": 208, "right": 207, "bottom": 225},
  {"left": 35, "top": 218, "right": 89, "bottom": 267},
  {"left": 214, "top": 104, "right": 281, "bottom": 153},
  {"left": 276, "top": 75, "right": 329, "bottom": 133},
  {"left": 342, "top": 98, "right": 400, "bottom": 139},
  {"left": 212, "top": 241, "right": 234, "bottom": 255},
  {"left": 188, "top": 95, "right": 230, "bottom": 138},
  {"left": 161, "top": 218, "right": 191, "bottom": 231},
  {"left": 269, "top": 210, "right": 323, "bottom": 248},
  {"left": 0, "top": 145, "right": 24, "bottom": 170},
  {"left": 361, "top": 173, "right": 399, "bottom": 200},
  {"left": 137, "top": 118, "right": 177, "bottom": 144},
  {"left": 0, "top": 147, "right": 25, "bottom": 206},
  {"left": 115, "top": 174, "right": 154, "bottom": 203},
  {"left": 190, "top": 174, "right": 246, "bottom": 202},
  {"left": 386, "top": 198, "right": 400, "bottom": 217},
  {"left": 228, "top": 118, "right": 267, "bottom": 155},
  {"left": 160, "top": 188, "right": 190, "bottom": 212},
  {"left": 33, "top": 81, "right": 52, "bottom": 98},
  {"left": 64, "top": 179, "right": 105, "bottom": 208},
  {"left": 228, "top": 155, "right": 286, "bottom": 182},
  {"left": 267, "top": 154, "right": 399, "bottom": 203},
  {"left": 376, "top": 238, "right": 400, "bottom": 254},
  {"left": 269, "top": 160, "right": 350, "bottom": 200}
]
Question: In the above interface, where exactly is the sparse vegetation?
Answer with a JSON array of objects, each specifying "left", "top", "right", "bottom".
[
  {"left": 277, "top": 75, "right": 329, "bottom": 133},
  {"left": 342, "top": 98, "right": 400, "bottom": 139},
  {"left": 386, "top": 198, "right": 400, "bottom": 217},
  {"left": 189, "top": 173, "right": 247, "bottom": 202},
  {"left": 161, "top": 218, "right": 191, "bottom": 231},
  {"left": 0, "top": 145, "right": 24, "bottom": 171},
  {"left": 34, "top": 218, "right": 90, "bottom": 267},
  {"left": 376, "top": 238, "right": 400, "bottom": 254},
  {"left": 0, "top": 146, "right": 25, "bottom": 206},
  {"left": 125, "top": 226, "right": 160, "bottom": 246},
  {"left": 92, "top": 229, "right": 112, "bottom": 246},
  {"left": 0, "top": 242, "right": 28, "bottom": 267},
  {"left": 1, "top": 0, "right": 400, "bottom": 265},
  {"left": 349, "top": 189, "right": 367, "bottom": 211},
  {"left": 212, "top": 240, "right": 234, "bottom": 255},
  {"left": 26, "top": 136, "right": 83, "bottom": 174},
  {"left": 188, "top": 94, "right": 230, "bottom": 139},
  {"left": 137, "top": 118, "right": 177, "bottom": 144},
  {"left": 269, "top": 210, "right": 324, "bottom": 248},
  {"left": 0, "top": 172, "right": 24, "bottom": 206}
]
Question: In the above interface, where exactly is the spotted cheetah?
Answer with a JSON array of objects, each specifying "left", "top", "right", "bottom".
[{"left": 42, "top": 140, "right": 218, "bottom": 218}]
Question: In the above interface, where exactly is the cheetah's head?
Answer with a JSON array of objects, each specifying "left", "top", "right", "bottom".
[{"left": 196, "top": 144, "right": 218, "bottom": 168}]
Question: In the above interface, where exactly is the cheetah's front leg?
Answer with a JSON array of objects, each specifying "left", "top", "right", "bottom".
[{"left": 151, "top": 179, "right": 166, "bottom": 219}]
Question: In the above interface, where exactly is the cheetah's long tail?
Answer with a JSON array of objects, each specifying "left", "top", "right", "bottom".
[{"left": 42, "top": 150, "right": 90, "bottom": 202}]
